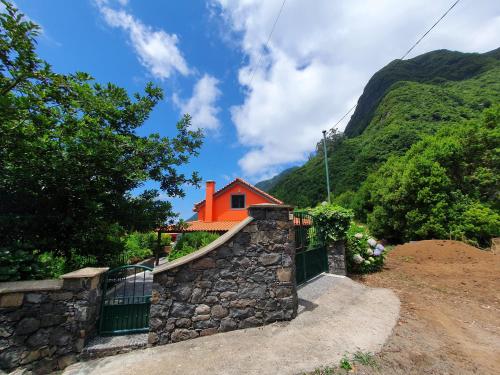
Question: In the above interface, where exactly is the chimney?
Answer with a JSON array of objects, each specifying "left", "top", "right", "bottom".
[{"left": 205, "top": 181, "right": 215, "bottom": 222}]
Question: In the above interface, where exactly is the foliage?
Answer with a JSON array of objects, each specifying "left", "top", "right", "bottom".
[
  {"left": 123, "top": 231, "right": 171, "bottom": 263},
  {"left": 344, "top": 48, "right": 499, "bottom": 137},
  {"left": 270, "top": 63, "right": 500, "bottom": 208},
  {"left": 353, "top": 351, "right": 377, "bottom": 368},
  {"left": 310, "top": 204, "right": 353, "bottom": 244},
  {"left": 169, "top": 231, "right": 220, "bottom": 261},
  {"left": 345, "top": 223, "right": 385, "bottom": 273},
  {"left": 0, "top": 243, "right": 39, "bottom": 281},
  {"left": 268, "top": 49, "right": 499, "bottom": 246},
  {"left": 37, "top": 252, "right": 66, "bottom": 279},
  {"left": 0, "top": 1, "right": 203, "bottom": 276},
  {"left": 339, "top": 355, "right": 352, "bottom": 371},
  {"left": 360, "top": 106, "right": 500, "bottom": 246}
]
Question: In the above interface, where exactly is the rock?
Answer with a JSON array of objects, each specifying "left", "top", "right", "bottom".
[
  {"left": 0, "top": 293, "right": 24, "bottom": 308},
  {"left": 229, "top": 299, "right": 257, "bottom": 308},
  {"left": 175, "top": 318, "right": 191, "bottom": 328},
  {"left": 192, "top": 314, "right": 210, "bottom": 322},
  {"left": 170, "top": 329, "right": 198, "bottom": 343},
  {"left": 148, "top": 332, "right": 159, "bottom": 345},
  {"left": 274, "top": 287, "right": 293, "bottom": 298},
  {"left": 277, "top": 268, "right": 292, "bottom": 282},
  {"left": 195, "top": 304, "right": 210, "bottom": 315},
  {"left": 25, "top": 293, "right": 44, "bottom": 304},
  {"left": 16, "top": 317, "right": 40, "bottom": 335},
  {"left": 200, "top": 328, "right": 218, "bottom": 337},
  {"left": 150, "top": 317, "right": 164, "bottom": 331},
  {"left": 239, "top": 316, "right": 262, "bottom": 329},
  {"left": 170, "top": 302, "right": 195, "bottom": 318},
  {"left": 219, "top": 318, "right": 237, "bottom": 332},
  {"left": 40, "top": 314, "right": 65, "bottom": 327},
  {"left": 75, "top": 306, "right": 89, "bottom": 322},
  {"left": 57, "top": 354, "right": 76, "bottom": 369},
  {"left": 50, "top": 327, "right": 72, "bottom": 346},
  {"left": 27, "top": 329, "right": 50, "bottom": 347},
  {"left": 0, "top": 326, "right": 12, "bottom": 338},
  {"left": 230, "top": 308, "right": 254, "bottom": 319},
  {"left": 191, "top": 288, "right": 204, "bottom": 303},
  {"left": 211, "top": 305, "right": 228, "bottom": 319},
  {"left": 204, "top": 295, "right": 219, "bottom": 304},
  {"left": 0, "top": 347, "right": 23, "bottom": 369},
  {"left": 214, "top": 280, "right": 237, "bottom": 292},
  {"left": 172, "top": 285, "right": 192, "bottom": 302},
  {"left": 192, "top": 258, "right": 216, "bottom": 270},
  {"left": 20, "top": 350, "right": 40, "bottom": 365},
  {"left": 49, "top": 292, "right": 73, "bottom": 301},
  {"left": 259, "top": 254, "right": 281, "bottom": 266},
  {"left": 238, "top": 285, "right": 266, "bottom": 299},
  {"left": 219, "top": 291, "right": 237, "bottom": 300}
]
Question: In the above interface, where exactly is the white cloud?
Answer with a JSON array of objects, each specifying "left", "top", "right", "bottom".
[
  {"left": 95, "top": 0, "right": 189, "bottom": 79},
  {"left": 213, "top": 0, "right": 500, "bottom": 177},
  {"left": 173, "top": 74, "right": 222, "bottom": 131}
]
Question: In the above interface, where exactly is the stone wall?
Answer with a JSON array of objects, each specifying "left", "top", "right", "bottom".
[
  {"left": 149, "top": 204, "right": 297, "bottom": 345},
  {"left": 327, "top": 241, "right": 346, "bottom": 276},
  {"left": 0, "top": 267, "right": 107, "bottom": 374}
]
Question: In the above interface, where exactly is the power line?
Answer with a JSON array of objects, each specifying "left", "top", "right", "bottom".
[
  {"left": 247, "top": 0, "right": 287, "bottom": 87},
  {"left": 330, "top": 0, "right": 462, "bottom": 130}
]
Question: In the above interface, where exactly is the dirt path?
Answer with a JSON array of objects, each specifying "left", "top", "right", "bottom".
[{"left": 353, "top": 240, "right": 500, "bottom": 375}]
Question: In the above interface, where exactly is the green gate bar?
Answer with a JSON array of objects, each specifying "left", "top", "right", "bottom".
[{"left": 99, "top": 265, "right": 153, "bottom": 336}]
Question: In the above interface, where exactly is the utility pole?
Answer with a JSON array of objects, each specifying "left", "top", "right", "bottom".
[{"left": 322, "top": 130, "right": 331, "bottom": 203}]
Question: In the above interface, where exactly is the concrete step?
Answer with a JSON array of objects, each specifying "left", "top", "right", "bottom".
[{"left": 81, "top": 333, "right": 149, "bottom": 360}]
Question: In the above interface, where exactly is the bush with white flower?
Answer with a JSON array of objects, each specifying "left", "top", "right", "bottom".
[{"left": 346, "top": 223, "right": 386, "bottom": 273}]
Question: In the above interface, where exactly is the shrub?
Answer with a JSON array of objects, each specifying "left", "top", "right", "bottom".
[
  {"left": 37, "top": 251, "right": 66, "bottom": 279},
  {"left": 0, "top": 243, "right": 39, "bottom": 281},
  {"left": 345, "top": 223, "right": 385, "bottom": 273},
  {"left": 169, "top": 231, "right": 219, "bottom": 261},
  {"left": 310, "top": 203, "right": 353, "bottom": 244}
]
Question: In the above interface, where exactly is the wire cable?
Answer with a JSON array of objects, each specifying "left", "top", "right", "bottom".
[
  {"left": 330, "top": 0, "right": 462, "bottom": 130},
  {"left": 247, "top": 0, "right": 287, "bottom": 87}
]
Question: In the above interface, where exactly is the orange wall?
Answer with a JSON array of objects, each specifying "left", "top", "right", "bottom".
[{"left": 197, "top": 182, "right": 273, "bottom": 222}]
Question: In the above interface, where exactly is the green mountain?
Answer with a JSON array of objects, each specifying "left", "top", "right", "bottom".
[
  {"left": 255, "top": 166, "right": 299, "bottom": 192},
  {"left": 269, "top": 48, "right": 500, "bottom": 209},
  {"left": 344, "top": 48, "right": 500, "bottom": 137}
]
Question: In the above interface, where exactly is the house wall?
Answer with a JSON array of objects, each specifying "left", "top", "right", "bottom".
[
  {"left": 198, "top": 182, "right": 276, "bottom": 222},
  {"left": 149, "top": 204, "right": 297, "bottom": 346}
]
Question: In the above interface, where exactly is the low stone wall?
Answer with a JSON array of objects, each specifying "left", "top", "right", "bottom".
[
  {"left": 149, "top": 204, "right": 297, "bottom": 345},
  {"left": 327, "top": 241, "right": 346, "bottom": 275},
  {"left": 0, "top": 267, "right": 107, "bottom": 374}
]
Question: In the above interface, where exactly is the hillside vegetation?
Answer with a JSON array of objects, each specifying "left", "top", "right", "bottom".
[{"left": 266, "top": 48, "right": 500, "bottom": 246}]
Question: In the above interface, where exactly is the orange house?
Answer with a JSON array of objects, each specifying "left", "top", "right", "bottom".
[{"left": 185, "top": 178, "right": 283, "bottom": 232}]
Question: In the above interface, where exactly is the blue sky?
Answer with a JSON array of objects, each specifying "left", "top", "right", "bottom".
[{"left": 14, "top": 0, "right": 500, "bottom": 219}]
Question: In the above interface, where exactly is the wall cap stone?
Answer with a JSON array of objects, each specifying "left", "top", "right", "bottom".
[
  {"left": 153, "top": 217, "right": 254, "bottom": 275},
  {"left": 0, "top": 279, "right": 63, "bottom": 294},
  {"left": 61, "top": 267, "right": 109, "bottom": 279}
]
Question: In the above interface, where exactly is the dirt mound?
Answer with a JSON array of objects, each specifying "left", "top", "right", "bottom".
[{"left": 355, "top": 240, "right": 500, "bottom": 375}]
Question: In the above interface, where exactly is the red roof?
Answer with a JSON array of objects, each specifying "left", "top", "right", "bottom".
[{"left": 194, "top": 178, "right": 283, "bottom": 210}]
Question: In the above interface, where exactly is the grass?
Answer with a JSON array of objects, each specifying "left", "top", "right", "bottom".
[
  {"left": 353, "top": 351, "right": 378, "bottom": 368},
  {"left": 304, "top": 352, "right": 378, "bottom": 374}
]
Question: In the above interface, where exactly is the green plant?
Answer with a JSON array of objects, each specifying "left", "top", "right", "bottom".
[
  {"left": 310, "top": 204, "right": 353, "bottom": 244},
  {"left": 37, "top": 251, "right": 66, "bottom": 279},
  {"left": 353, "top": 351, "right": 377, "bottom": 368},
  {"left": 339, "top": 355, "right": 352, "bottom": 371},
  {"left": 0, "top": 1, "right": 203, "bottom": 278},
  {"left": 169, "top": 231, "right": 219, "bottom": 261},
  {"left": 345, "top": 223, "right": 385, "bottom": 274},
  {"left": 0, "top": 243, "right": 39, "bottom": 281}
]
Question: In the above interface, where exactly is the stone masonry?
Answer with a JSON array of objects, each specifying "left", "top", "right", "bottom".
[
  {"left": 327, "top": 241, "right": 346, "bottom": 276},
  {"left": 149, "top": 204, "right": 297, "bottom": 345},
  {"left": 0, "top": 268, "right": 107, "bottom": 374}
]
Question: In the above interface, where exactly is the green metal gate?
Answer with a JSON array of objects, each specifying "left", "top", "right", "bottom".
[
  {"left": 294, "top": 211, "right": 328, "bottom": 285},
  {"left": 99, "top": 265, "right": 153, "bottom": 335}
]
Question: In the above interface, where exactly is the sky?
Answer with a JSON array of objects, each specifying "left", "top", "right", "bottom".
[{"left": 13, "top": 0, "right": 500, "bottom": 219}]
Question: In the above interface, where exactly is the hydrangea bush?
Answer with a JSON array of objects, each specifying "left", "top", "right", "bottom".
[{"left": 346, "top": 223, "right": 386, "bottom": 273}]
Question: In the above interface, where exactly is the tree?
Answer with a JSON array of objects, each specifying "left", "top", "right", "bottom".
[{"left": 0, "top": 1, "right": 203, "bottom": 277}]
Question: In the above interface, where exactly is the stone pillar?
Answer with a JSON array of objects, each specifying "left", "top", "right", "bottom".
[
  {"left": 327, "top": 240, "right": 346, "bottom": 275},
  {"left": 60, "top": 267, "right": 109, "bottom": 341}
]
